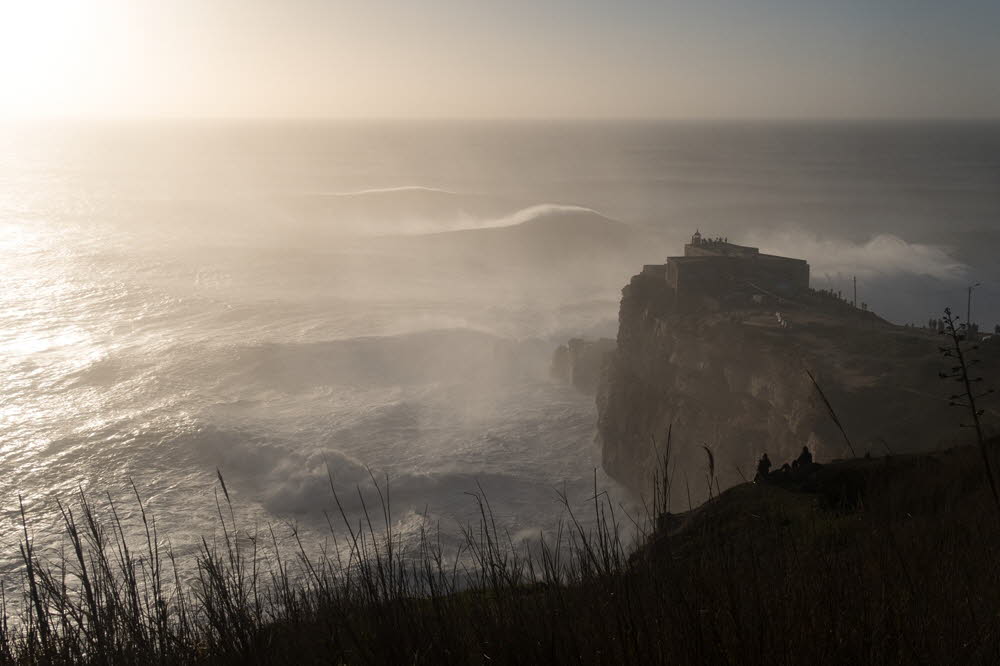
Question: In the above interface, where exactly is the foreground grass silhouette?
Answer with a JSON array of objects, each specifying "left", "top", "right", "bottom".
[{"left": 3, "top": 444, "right": 999, "bottom": 665}]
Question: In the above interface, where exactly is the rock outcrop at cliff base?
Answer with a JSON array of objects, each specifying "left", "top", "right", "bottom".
[{"left": 551, "top": 338, "right": 616, "bottom": 395}]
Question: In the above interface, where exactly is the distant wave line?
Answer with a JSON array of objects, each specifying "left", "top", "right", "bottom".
[
  {"left": 488, "top": 203, "right": 609, "bottom": 228},
  {"left": 326, "top": 185, "right": 459, "bottom": 197}
]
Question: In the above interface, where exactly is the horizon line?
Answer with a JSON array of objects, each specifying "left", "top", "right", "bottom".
[{"left": 3, "top": 115, "right": 1000, "bottom": 125}]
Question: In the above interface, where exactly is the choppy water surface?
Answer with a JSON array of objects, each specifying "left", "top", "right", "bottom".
[{"left": 1, "top": 120, "right": 999, "bottom": 571}]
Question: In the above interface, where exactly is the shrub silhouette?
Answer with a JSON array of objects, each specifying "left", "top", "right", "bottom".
[{"left": 939, "top": 307, "right": 997, "bottom": 509}]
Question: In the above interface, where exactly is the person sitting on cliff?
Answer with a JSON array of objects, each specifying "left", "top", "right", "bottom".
[
  {"left": 755, "top": 453, "right": 771, "bottom": 482},
  {"left": 792, "top": 446, "right": 813, "bottom": 470}
]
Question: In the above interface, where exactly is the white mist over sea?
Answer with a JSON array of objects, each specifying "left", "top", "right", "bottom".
[{"left": 1, "top": 120, "right": 999, "bottom": 569}]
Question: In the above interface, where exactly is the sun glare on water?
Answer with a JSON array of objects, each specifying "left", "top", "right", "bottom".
[{"left": 0, "top": 0, "right": 133, "bottom": 118}]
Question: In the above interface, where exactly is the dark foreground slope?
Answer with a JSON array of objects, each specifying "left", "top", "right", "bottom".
[
  {"left": 9, "top": 443, "right": 999, "bottom": 665},
  {"left": 267, "top": 446, "right": 1000, "bottom": 666}
]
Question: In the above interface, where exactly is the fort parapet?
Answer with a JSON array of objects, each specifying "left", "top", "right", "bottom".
[{"left": 643, "top": 231, "right": 809, "bottom": 310}]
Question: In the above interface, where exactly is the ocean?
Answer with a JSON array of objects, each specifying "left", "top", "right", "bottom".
[{"left": 1, "top": 119, "right": 999, "bottom": 571}]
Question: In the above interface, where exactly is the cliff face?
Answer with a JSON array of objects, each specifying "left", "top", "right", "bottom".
[{"left": 597, "top": 271, "right": 1000, "bottom": 502}]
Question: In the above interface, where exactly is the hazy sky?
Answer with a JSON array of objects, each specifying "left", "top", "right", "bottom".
[{"left": 1, "top": 0, "right": 998, "bottom": 119}]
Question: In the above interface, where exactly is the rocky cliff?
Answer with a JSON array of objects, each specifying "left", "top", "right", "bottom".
[{"left": 597, "top": 270, "right": 1000, "bottom": 503}]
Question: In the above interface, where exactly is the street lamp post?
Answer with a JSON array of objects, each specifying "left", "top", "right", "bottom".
[{"left": 967, "top": 282, "right": 981, "bottom": 337}]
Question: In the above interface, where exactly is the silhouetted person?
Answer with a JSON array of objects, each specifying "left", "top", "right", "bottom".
[
  {"left": 756, "top": 453, "right": 771, "bottom": 481},
  {"left": 793, "top": 446, "right": 812, "bottom": 469}
]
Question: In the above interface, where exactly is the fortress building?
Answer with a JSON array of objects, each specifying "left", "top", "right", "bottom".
[{"left": 643, "top": 231, "right": 809, "bottom": 309}]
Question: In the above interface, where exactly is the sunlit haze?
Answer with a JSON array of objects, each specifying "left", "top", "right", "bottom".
[
  {"left": 3, "top": 1, "right": 1000, "bottom": 660},
  {"left": 1, "top": 0, "right": 999, "bottom": 119}
]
